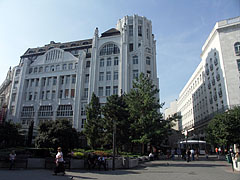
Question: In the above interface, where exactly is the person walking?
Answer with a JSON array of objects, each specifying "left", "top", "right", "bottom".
[
  {"left": 190, "top": 148, "right": 195, "bottom": 161},
  {"left": 53, "top": 147, "right": 65, "bottom": 176},
  {"left": 186, "top": 149, "right": 191, "bottom": 162},
  {"left": 9, "top": 150, "right": 16, "bottom": 170}
]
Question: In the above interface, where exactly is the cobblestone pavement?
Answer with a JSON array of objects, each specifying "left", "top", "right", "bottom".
[{"left": 1, "top": 160, "right": 239, "bottom": 180}]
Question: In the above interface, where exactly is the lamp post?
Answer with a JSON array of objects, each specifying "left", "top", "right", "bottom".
[
  {"left": 184, "top": 129, "right": 188, "bottom": 150},
  {"left": 112, "top": 119, "right": 116, "bottom": 170}
]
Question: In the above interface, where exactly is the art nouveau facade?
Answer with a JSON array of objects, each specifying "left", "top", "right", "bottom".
[
  {"left": 5, "top": 15, "right": 159, "bottom": 132},
  {"left": 177, "top": 16, "right": 240, "bottom": 139}
]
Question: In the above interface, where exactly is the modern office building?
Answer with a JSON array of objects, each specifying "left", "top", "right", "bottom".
[
  {"left": 177, "top": 16, "right": 240, "bottom": 139},
  {"left": 4, "top": 15, "right": 159, "bottom": 133}
]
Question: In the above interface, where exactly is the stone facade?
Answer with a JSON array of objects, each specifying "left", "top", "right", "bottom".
[{"left": 4, "top": 15, "right": 159, "bottom": 132}]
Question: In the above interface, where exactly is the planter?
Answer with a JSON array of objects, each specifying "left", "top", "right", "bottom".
[
  {"left": 27, "top": 158, "right": 45, "bottom": 168},
  {"left": 129, "top": 158, "right": 138, "bottom": 168},
  {"left": 70, "top": 159, "right": 84, "bottom": 169},
  {"left": 106, "top": 157, "right": 124, "bottom": 169}
]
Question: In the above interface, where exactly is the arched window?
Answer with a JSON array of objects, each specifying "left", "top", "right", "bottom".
[
  {"left": 100, "top": 43, "right": 120, "bottom": 56},
  {"left": 234, "top": 42, "right": 240, "bottom": 56}
]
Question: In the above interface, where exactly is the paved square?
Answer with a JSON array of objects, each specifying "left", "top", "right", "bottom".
[{"left": 1, "top": 160, "right": 239, "bottom": 180}]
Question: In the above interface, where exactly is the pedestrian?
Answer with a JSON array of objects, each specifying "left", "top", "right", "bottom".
[
  {"left": 190, "top": 148, "right": 195, "bottom": 161},
  {"left": 186, "top": 149, "right": 191, "bottom": 162},
  {"left": 53, "top": 147, "right": 65, "bottom": 176},
  {"left": 149, "top": 152, "right": 154, "bottom": 161},
  {"left": 171, "top": 149, "right": 175, "bottom": 160},
  {"left": 9, "top": 150, "right": 16, "bottom": 170},
  {"left": 196, "top": 148, "right": 199, "bottom": 160},
  {"left": 205, "top": 149, "right": 209, "bottom": 159},
  {"left": 177, "top": 148, "right": 181, "bottom": 158}
]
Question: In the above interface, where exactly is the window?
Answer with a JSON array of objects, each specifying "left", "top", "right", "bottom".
[
  {"left": 147, "top": 71, "right": 151, "bottom": 78},
  {"left": 129, "top": 43, "right": 133, "bottom": 52},
  {"left": 28, "top": 92, "right": 33, "bottom": 101},
  {"left": 60, "top": 76, "right": 64, "bottom": 84},
  {"left": 86, "top": 61, "right": 90, "bottom": 68},
  {"left": 41, "top": 91, "right": 45, "bottom": 99},
  {"left": 66, "top": 75, "right": 70, "bottom": 84},
  {"left": 106, "top": 86, "right": 111, "bottom": 96},
  {"left": 62, "top": 64, "right": 67, "bottom": 70},
  {"left": 146, "top": 57, "right": 151, "bottom": 65},
  {"left": 99, "top": 72, "right": 104, "bottom": 81},
  {"left": 57, "top": 105, "right": 73, "bottom": 117},
  {"left": 42, "top": 78, "right": 46, "bottom": 86},
  {"left": 56, "top": 65, "right": 60, "bottom": 71},
  {"left": 100, "top": 59, "right": 104, "bottom": 67},
  {"left": 53, "top": 77, "right": 57, "bottom": 85},
  {"left": 36, "top": 79, "right": 39, "bottom": 86},
  {"left": 65, "top": 89, "right": 69, "bottom": 98},
  {"left": 45, "top": 66, "right": 49, "bottom": 72},
  {"left": 51, "top": 65, "right": 55, "bottom": 71},
  {"left": 133, "top": 56, "right": 138, "bottom": 64},
  {"left": 47, "top": 77, "right": 52, "bottom": 86},
  {"left": 52, "top": 90, "right": 56, "bottom": 99},
  {"left": 107, "top": 58, "right": 111, "bottom": 66},
  {"left": 12, "top": 93, "right": 16, "bottom": 102},
  {"left": 129, "top": 25, "right": 133, "bottom": 36},
  {"left": 106, "top": 71, "right": 111, "bottom": 81},
  {"left": 98, "top": 87, "right": 103, "bottom": 96},
  {"left": 138, "top": 25, "right": 142, "bottom": 36},
  {"left": 34, "top": 92, "right": 38, "bottom": 100},
  {"left": 113, "top": 86, "right": 118, "bottom": 95},
  {"left": 10, "top": 106, "right": 15, "bottom": 115},
  {"left": 133, "top": 70, "right": 138, "bottom": 79},
  {"left": 39, "top": 67, "right": 43, "bottom": 73},
  {"left": 234, "top": 42, "right": 240, "bottom": 56},
  {"left": 46, "top": 91, "right": 50, "bottom": 100},
  {"left": 30, "top": 79, "right": 34, "bottom": 87},
  {"left": 75, "top": 63, "right": 78, "bottom": 69},
  {"left": 38, "top": 105, "right": 53, "bottom": 117},
  {"left": 15, "top": 69, "right": 21, "bottom": 76},
  {"left": 85, "top": 74, "right": 89, "bottom": 83},
  {"left": 13, "top": 81, "right": 18, "bottom": 89},
  {"left": 84, "top": 88, "right": 88, "bottom": 98},
  {"left": 114, "top": 57, "right": 119, "bottom": 66},
  {"left": 59, "top": 90, "right": 63, "bottom": 98},
  {"left": 81, "top": 119, "right": 86, "bottom": 128},
  {"left": 237, "top": 59, "right": 240, "bottom": 71},
  {"left": 34, "top": 67, "right": 38, "bottom": 73},
  {"left": 68, "top": 63, "right": 73, "bottom": 69},
  {"left": 100, "top": 43, "right": 120, "bottom": 56},
  {"left": 72, "top": 75, "right": 76, "bottom": 84},
  {"left": 71, "top": 89, "right": 75, "bottom": 98},
  {"left": 114, "top": 71, "right": 118, "bottom": 80},
  {"left": 21, "top": 106, "right": 34, "bottom": 117},
  {"left": 29, "top": 68, "right": 33, "bottom": 74}
]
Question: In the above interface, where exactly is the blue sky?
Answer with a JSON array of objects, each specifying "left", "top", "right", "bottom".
[{"left": 0, "top": 0, "right": 239, "bottom": 109}]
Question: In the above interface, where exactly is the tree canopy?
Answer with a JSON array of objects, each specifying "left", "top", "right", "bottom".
[
  {"left": 206, "top": 106, "right": 240, "bottom": 147},
  {"left": 83, "top": 93, "right": 103, "bottom": 149},
  {"left": 35, "top": 119, "right": 79, "bottom": 152}
]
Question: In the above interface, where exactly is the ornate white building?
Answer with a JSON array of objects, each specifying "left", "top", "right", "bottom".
[
  {"left": 177, "top": 16, "right": 240, "bottom": 139},
  {"left": 5, "top": 15, "right": 159, "bottom": 133}
]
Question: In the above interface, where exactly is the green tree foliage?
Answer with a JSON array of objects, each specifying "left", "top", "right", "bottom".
[
  {"left": 126, "top": 73, "right": 164, "bottom": 152},
  {"left": 83, "top": 93, "right": 103, "bottom": 149},
  {"left": 35, "top": 119, "right": 79, "bottom": 153},
  {"left": 0, "top": 121, "right": 24, "bottom": 148},
  {"left": 101, "top": 94, "right": 130, "bottom": 150},
  {"left": 206, "top": 107, "right": 240, "bottom": 147}
]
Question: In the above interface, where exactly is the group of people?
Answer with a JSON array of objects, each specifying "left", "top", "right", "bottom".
[{"left": 87, "top": 153, "right": 107, "bottom": 171}]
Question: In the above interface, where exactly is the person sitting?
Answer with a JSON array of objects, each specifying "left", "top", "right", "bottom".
[{"left": 98, "top": 155, "right": 107, "bottom": 171}]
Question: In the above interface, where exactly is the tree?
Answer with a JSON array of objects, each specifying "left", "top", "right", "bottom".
[
  {"left": 101, "top": 94, "right": 130, "bottom": 151},
  {"left": 35, "top": 119, "right": 79, "bottom": 153},
  {"left": 206, "top": 106, "right": 240, "bottom": 147},
  {"left": 0, "top": 121, "right": 24, "bottom": 148},
  {"left": 83, "top": 93, "right": 103, "bottom": 149},
  {"left": 126, "top": 73, "right": 163, "bottom": 154}
]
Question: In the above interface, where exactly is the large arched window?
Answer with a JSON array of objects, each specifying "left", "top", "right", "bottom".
[{"left": 100, "top": 43, "right": 120, "bottom": 56}]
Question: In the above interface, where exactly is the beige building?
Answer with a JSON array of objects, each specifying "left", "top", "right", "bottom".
[{"left": 177, "top": 16, "right": 240, "bottom": 139}]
